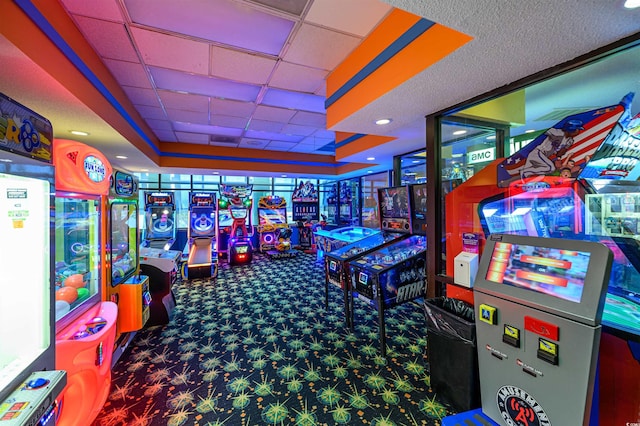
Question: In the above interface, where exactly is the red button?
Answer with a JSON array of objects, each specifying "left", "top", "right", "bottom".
[{"left": 524, "top": 316, "right": 559, "bottom": 341}]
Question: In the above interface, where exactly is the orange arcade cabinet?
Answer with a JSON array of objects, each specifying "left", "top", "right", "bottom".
[
  {"left": 107, "top": 170, "right": 150, "bottom": 364},
  {"left": 52, "top": 139, "right": 117, "bottom": 426},
  {"left": 0, "top": 93, "right": 67, "bottom": 425}
]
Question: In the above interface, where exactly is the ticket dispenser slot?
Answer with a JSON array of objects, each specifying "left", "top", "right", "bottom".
[{"left": 473, "top": 234, "right": 612, "bottom": 426}]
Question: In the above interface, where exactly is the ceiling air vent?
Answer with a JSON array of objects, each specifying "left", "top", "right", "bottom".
[
  {"left": 534, "top": 107, "right": 596, "bottom": 122},
  {"left": 210, "top": 135, "right": 240, "bottom": 146}
]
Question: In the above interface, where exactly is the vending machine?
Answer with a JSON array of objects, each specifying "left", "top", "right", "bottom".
[
  {"left": 107, "top": 170, "right": 150, "bottom": 364},
  {"left": 0, "top": 93, "right": 66, "bottom": 426},
  {"left": 52, "top": 139, "right": 117, "bottom": 426},
  {"left": 184, "top": 191, "right": 218, "bottom": 279}
]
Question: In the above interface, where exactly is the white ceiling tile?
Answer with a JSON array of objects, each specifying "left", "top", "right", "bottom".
[
  {"left": 158, "top": 90, "right": 209, "bottom": 111},
  {"left": 249, "top": 119, "right": 285, "bottom": 132},
  {"left": 136, "top": 104, "right": 167, "bottom": 120},
  {"left": 305, "top": 0, "right": 391, "bottom": 37},
  {"left": 211, "top": 99, "right": 256, "bottom": 118},
  {"left": 166, "top": 108, "right": 209, "bottom": 124},
  {"left": 212, "top": 115, "right": 249, "bottom": 128},
  {"left": 175, "top": 132, "right": 211, "bottom": 144},
  {"left": 211, "top": 47, "right": 277, "bottom": 85},
  {"left": 269, "top": 61, "right": 327, "bottom": 93},
  {"left": 253, "top": 105, "right": 296, "bottom": 122},
  {"left": 290, "top": 111, "right": 325, "bottom": 127},
  {"left": 283, "top": 23, "right": 361, "bottom": 70},
  {"left": 122, "top": 86, "right": 162, "bottom": 107},
  {"left": 299, "top": 135, "right": 333, "bottom": 146},
  {"left": 131, "top": 27, "right": 209, "bottom": 75},
  {"left": 73, "top": 17, "right": 138, "bottom": 62},
  {"left": 288, "top": 143, "right": 316, "bottom": 153},
  {"left": 103, "top": 59, "right": 153, "bottom": 88},
  {"left": 145, "top": 118, "right": 173, "bottom": 130},
  {"left": 153, "top": 129, "right": 177, "bottom": 142},
  {"left": 314, "top": 80, "right": 326, "bottom": 96},
  {"left": 250, "top": 0, "right": 309, "bottom": 16},
  {"left": 61, "top": 0, "right": 123, "bottom": 21},
  {"left": 312, "top": 129, "right": 335, "bottom": 139},
  {"left": 267, "top": 141, "right": 296, "bottom": 150},
  {"left": 239, "top": 138, "right": 269, "bottom": 148},
  {"left": 281, "top": 123, "right": 316, "bottom": 136}
]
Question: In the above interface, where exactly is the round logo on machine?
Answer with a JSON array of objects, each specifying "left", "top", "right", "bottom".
[{"left": 496, "top": 385, "right": 551, "bottom": 426}]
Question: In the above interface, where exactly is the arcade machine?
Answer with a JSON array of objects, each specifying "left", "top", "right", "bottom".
[
  {"left": 443, "top": 235, "right": 612, "bottom": 425},
  {"left": 106, "top": 170, "right": 150, "bottom": 365},
  {"left": 140, "top": 191, "right": 181, "bottom": 326},
  {"left": 292, "top": 180, "right": 320, "bottom": 252},
  {"left": 322, "top": 184, "right": 425, "bottom": 327},
  {"left": 445, "top": 93, "right": 640, "bottom": 424},
  {"left": 218, "top": 184, "right": 254, "bottom": 266},
  {"left": 52, "top": 139, "right": 118, "bottom": 426},
  {"left": 257, "top": 195, "right": 296, "bottom": 259},
  {"left": 184, "top": 191, "right": 218, "bottom": 279},
  {"left": 348, "top": 184, "right": 428, "bottom": 356},
  {"left": 0, "top": 93, "right": 66, "bottom": 425}
]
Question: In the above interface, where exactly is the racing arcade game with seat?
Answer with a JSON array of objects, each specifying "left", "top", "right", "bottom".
[
  {"left": 184, "top": 192, "right": 218, "bottom": 279},
  {"left": 140, "top": 191, "right": 180, "bottom": 325},
  {"left": 219, "top": 184, "right": 254, "bottom": 266}
]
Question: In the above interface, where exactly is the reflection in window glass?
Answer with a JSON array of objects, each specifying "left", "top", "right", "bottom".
[
  {"left": 399, "top": 150, "right": 426, "bottom": 185},
  {"left": 361, "top": 172, "right": 388, "bottom": 228}
]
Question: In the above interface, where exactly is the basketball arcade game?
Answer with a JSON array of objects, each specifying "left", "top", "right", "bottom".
[
  {"left": 140, "top": 191, "right": 180, "bottom": 326},
  {"left": 184, "top": 192, "right": 218, "bottom": 279},
  {"left": 106, "top": 170, "right": 150, "bottom": 365},
  {"left": 53, "top": 139, "right": 117, "bottom": 426},
  {"left": 348, "top": 184, "right": 428, "bottom": 356},
  {"left": 0, "top": 94, "right": 66, "bottom": 425},
  {"left": 257, "top": 195, "right": 296, "bottom": 259},
  {"left": 445, "top": 94, "right": 640, "bottom": 424},
  {"left": 218, "top": 184, "right": 254, "bottom": 265}
]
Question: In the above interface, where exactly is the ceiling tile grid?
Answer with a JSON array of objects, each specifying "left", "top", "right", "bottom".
[{"left": 61, "top": 0, "right": 389, "bottom": 157}]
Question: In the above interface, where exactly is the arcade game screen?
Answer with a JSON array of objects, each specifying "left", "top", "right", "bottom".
[
  {"left": 54, "top": 197, "right": 101, "bottom": 324},
  {"left": 411, "top": 184, "right": 427, "bottom": 220},
  {"left": 259, "top": 208, "right": 287, "bottom": 225},
  {"left": 380, "top": 186, "right": 410, "bottom": 220},
  {"left": 110, "top": 202, "right": 137, "bottom": 284},
  {"left": 146, "top": 206, "right": 175, "bottom": 240},
  {"left": 190, "top": 206, "right": 216, "bottom": 237},
  {"left": 485, "top": 242, "right": 591, "bottom": 303}
]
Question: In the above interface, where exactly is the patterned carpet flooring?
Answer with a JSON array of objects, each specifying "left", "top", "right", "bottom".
[{"left": 94, "top": 252, "right": 456, "bottom": 425}]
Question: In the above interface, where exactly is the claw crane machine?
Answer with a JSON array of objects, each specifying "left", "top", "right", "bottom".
[
  {"left": 0, "top": 93, "right": 66, "bottom": 425},
  {"left": 107, "top": 170, "right": 150, "bottom": 364},
  {"left": 52, "top": 139, "right": 117, "bottom": 426}
]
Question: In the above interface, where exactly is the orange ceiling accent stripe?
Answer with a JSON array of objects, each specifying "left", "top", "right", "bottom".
[
  {"left": 336, "top": 134, "right": 396, "bottom": 161},
  {"left": 326, "top": 8, "right": 420, "bottom": 98},
  {"left": 326, "top": 23, "right": 473, "bottom": 128}
]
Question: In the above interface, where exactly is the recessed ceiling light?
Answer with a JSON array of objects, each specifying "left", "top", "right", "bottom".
[
  {"left": 486, "top": 135, "right": 496, "bottom": 140},
  {"left": 525, "top": 129, "right": 536, "bottom": 134},
  {"left": 375, "top": 118, "right": 392, "bottom": 125},
  {"left": 281, "top": 174, "right": 287, "bottom": 178},
  {"left": 70, "top": 130, "right": 89, "bottom": 136},
  {"left": 366, "top": 157, "right": 375, "bottom": 161},
  {"left": 213, "top": 171, "right": 219, "bottom": 175},
  {"left": 0, "top": 158, "right": 12, "bottom": 163},
  {"left": 452, "top": 130, "right": 467, "bottom": 136},
  {"left": 451, "top": 153, "right": 463, "bottom": 158},
  {"left": 140, "top": 169, "right": 149, "bottom": 172},
  {"left": 412, "top": 160, "right": 421, "bottom": 164},
  {"left": 367, "top": 170, "right": 373, "bottom": 173},
  {"left": 115, "top": 155, "right": 128, "bottom": 159},
  {"left": 624, "top": 0, "right": 640, "bottom": 8}
]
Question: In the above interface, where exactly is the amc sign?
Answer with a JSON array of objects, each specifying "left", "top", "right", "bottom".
[{"left": 467, "top": 147, "right": 495, "bottom": 165}]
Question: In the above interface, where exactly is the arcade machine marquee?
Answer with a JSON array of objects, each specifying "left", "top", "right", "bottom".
[{"left": 0, "top": 93, "right": 66, "bottom": 425}]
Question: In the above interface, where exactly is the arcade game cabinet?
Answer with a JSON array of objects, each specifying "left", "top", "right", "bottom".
[
  {"left": 349, "top": 184, "right": 428, "bottom": 356},
  {"left": 53, "top": 139, "right": 118, "bottom": 426},
  {"left": 140, "top": 191, "right": 180, "bottom": 326},
  {"left": 292, "top": 180, "right": 320, "bottom": 251},
  {"left": 446, "top": 93, "right": 640, "bottom": 424},
  {"left": 257, "top": 195, "right": 296, "bottom": 259},
  {"left": 106, "top": 170, "right": 150, "bottom": 365},
  {"left": 472, "top": 235, "right": 612, "bottom": 425},
  {"left": 0, "top": 93, "right": 66, "bottom": 425},
  {"left": 218, "top": 184, "right": 254, "bottom": 266},
  {"left": 184, "top": 192, "right": 218, "bottom": 279}
]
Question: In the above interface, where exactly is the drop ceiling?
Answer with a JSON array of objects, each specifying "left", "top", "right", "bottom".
[{"left": 0, "top": 0, "right": 638, "bottom": 178}]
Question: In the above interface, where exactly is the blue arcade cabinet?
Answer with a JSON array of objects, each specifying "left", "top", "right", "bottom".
[{"left": 184, "top": 192, "right": 218, "bottom": 279}]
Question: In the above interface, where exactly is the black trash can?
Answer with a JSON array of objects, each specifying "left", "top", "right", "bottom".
[{"left": 423, "top": 297, "right": 480, "bottom": 412}]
